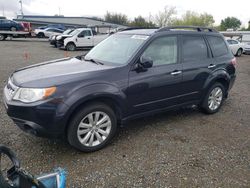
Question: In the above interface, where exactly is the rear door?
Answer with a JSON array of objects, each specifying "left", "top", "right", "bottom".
[
  {"left": 181, "top": 35, "right": 215, "bottom": 102},
  {"left": 128, "top": 35, "right": 183, "bottom": 114}
]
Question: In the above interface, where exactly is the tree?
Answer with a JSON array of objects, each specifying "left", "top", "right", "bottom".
[
  {"left": 154, "top": 6, "right": 176, "bottom": 27},
  {"left": 220, "top": 17, "right": 241, "bottom": 31},
  {"left": 130, "top": 16, "right": 156, "bottom": 27},
  {"left": 172, "top": 11, "right": 215, "bottom": 27},
  {"left": 104, "top": 11, "right": 128, "bottom": 25}
]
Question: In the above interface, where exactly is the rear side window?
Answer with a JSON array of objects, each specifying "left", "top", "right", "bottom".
[
  {"left": 207, "top": 36, "right": 228, "bottom": 57},
  {"left": 182, "top": 36, "right": 208, "bottom": 61}
]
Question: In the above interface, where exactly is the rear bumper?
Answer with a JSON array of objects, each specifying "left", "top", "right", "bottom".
[{"left": 229, "top": 74, "right": 236, "bottom": 91}]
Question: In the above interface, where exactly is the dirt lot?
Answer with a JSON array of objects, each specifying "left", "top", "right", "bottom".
[{"left": 0, "top": 39, "right": 250, "bottom": 187}]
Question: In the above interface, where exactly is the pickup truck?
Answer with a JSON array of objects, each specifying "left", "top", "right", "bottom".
[{"left": 60, "top": 28, "right": 109, "bottom": 51}]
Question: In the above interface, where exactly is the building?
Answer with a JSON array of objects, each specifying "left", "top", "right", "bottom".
[{"left": 14, "top": 15, "right": 127, "bottom": 33}]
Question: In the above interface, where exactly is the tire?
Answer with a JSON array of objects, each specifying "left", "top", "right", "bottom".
[
  {"left": 37, "top": 32, "right": 45, "bottom": 38},
  {"left": 67, "top": 103, "right": 118, "bottom": 152},
  {"left": 0, "top": 34, "right": 6, "bottom": 41},
  {"left": 10, "top": 27, "right": 16, "bottom": 31},
  {"left": 236, "top": 48, "right": 243, "bottom": 57},
  {"left": 66, "top": 43, "right": 76, "bottom": 51},
  {"left": 200, "top": 83, "right": 225, "bottom": 114}
]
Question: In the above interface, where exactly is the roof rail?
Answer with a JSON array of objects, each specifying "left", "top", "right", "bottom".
[
  {"left": 157, "top": 26, "right": 217, "bottom": 33},
  {"left": 120, "top": 27, "right": 159, "bottom": 31}
]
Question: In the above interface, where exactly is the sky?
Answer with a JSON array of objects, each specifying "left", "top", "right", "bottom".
[{"left": 0, "top": 0, "right": 249, "bottom": 27}]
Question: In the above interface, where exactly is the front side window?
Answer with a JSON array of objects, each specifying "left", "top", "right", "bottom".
[
  {"left": 182, "top": 36, "right": 208, "bottom": 61},
  {"left": 142, "top": 36, "right": 177, "bottom": 66}
]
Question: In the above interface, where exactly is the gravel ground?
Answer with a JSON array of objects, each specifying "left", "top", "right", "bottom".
[{"left": 0, "top": 39, "right": 250, "bottom": 187}]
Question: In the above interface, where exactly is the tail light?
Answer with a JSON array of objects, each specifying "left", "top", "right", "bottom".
[{"left": 230, "top": 57, "right": 237, "bottom": 67}]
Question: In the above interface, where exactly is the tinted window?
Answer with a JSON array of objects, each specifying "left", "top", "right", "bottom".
[
  {"left": 231, "top": 40, "right": 238, "bottom": 44},
  {"left": 78, "top": 30, "right": 92, "bottom": 37},
  {"left": 142, "top": 36, "right": 177, "bottom": 66},
  {"left": 227, "top": 40, "right": 232, "bottom": 44},
  {"left": 182, "top": 36, "right": 208, "bottom": 61},
  {"left": 207, "top": 36, "right": 228, "bottom": 57}
]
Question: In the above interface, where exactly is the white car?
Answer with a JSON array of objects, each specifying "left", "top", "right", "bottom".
[
  {"left": 226, "top": 39, "right": 245, "bottom": 57},
  {"left": 34, "top": 28, "right": 64, "bottom": 38},
  {"left": 62, "top": 28, "right": 109, "bottom": 51},
  {"left": 243, "top": 42, "right": 250, "bottom": 55}
]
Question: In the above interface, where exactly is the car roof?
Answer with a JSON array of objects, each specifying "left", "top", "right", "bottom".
[
  {"left": 119, "top": 26, "right": 221, "bottom": 37},
  {"left": 119, "top": 29, "right": 157, "bottom": 36}
]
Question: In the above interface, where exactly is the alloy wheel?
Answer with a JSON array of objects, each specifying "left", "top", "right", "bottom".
[
  {"left": 208, "top": 87, "right": 223, "bottom": 111},
  {"left": 77, "top": 111, "right": 112, "bottom": 147}
]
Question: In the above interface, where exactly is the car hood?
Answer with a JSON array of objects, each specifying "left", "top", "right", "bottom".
[{"left": 11, "top": 57, "right": 114, "bottom": 87}]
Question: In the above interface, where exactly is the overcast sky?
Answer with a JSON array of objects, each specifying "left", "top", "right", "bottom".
[{"left": 0, "top": 0, "right": 249, "bottom": 27}]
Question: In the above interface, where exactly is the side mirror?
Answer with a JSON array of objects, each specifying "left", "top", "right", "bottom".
[
  {"left": 134, "top": 56, "right": 153, "bottom": 72},
  {"left": 140, "top": 56, "right": 153, "bottom": 68}
]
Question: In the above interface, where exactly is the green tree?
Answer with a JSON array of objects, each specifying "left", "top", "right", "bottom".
[
  {"left": 154, "top": 6, "right": 177, "bottom": 27},
  {"left": 104, "top": 11, "right": 128, "bottom": 25},
  {"left": 220, "top": 17, "right": 241, "bottom": 31},
  {"left": 129, "top": 16, "right": 156, "bottom": 27},
  {"left": 172, "top": 11, "right": 214, "bottom": 27}
]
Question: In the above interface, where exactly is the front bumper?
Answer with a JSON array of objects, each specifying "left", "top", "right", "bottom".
[
  {"left": 3, "top": 87, "right": 69, "bottom": 138},
  {"left": 243, "top": 48, "right": 250, "bottom": 54}
]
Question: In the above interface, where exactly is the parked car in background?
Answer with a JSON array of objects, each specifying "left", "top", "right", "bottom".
[
  {"left": 34, "top": 28, "right": 64, "bottom": 38},
  {"left": 243, "top": 42, "right": 250, "bottom": 54},
  {"left": 49, "top": 28, "right": 75, "bottom": 46},
  {"left": 0, "top": 19, "right": 24, "bottom": 31},
  {"left": 38, "top": 24, "right": 66, "bottom": 30},
  {"left": 3, "top": 26, "right": 236, "bottom": 152},
  {"left": 61, "top": 28, "right": 108, "bottom": 51},
  {"left": 226, "top": 39, "right": 245, "bottom": 56}
]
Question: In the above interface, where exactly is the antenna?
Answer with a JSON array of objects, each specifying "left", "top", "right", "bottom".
[{"left": 19, "top": 0, "right": 24, "bottom": 17}]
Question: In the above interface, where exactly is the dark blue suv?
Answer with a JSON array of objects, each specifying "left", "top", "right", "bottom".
[
  {"left": 0, "top": 19, "right": 24, "bottom": 31},
  {"left": 3, "top": 26, "right": 236, "bottom": 152}
]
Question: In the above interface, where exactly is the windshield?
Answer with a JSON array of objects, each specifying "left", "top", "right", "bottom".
[
  {"left": 69, "top": 29, "right": 82, "bottom": 36},
  {"left": 63, "top": 29, "right": 72, "bottom": 34},
  {"left": 85, "top": 34, "right": 148, "bottom": 65}
]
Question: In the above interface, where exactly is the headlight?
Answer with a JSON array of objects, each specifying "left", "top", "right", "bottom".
[
  {"left": 56, "top": 36, "right": 62, "bottom": 40},
  {"left": 13, "top": 87, "right": 56, "bottom": 103}
]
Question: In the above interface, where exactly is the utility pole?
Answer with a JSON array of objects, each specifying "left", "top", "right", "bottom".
[{"left": 19, "top": 0, "right": 24, "bottom": 17}]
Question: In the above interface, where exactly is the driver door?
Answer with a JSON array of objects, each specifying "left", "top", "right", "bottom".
[
  {"left": 127, "top": 35, "right": 183, "bottom": 114},
  {"left": 77, "top": 30, "right": 93, "bottom": 47}
]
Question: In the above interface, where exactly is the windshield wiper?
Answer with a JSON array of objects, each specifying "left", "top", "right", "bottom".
[{"left": 84, "top": 58, "right": 104, "bottom": 65}]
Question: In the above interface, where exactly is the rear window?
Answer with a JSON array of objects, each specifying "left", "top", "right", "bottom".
[
  {"left": 182, "top": 36, "right": 208, "bottom": 61},
  {"left": 207, "top": 36, "right": 228, "bottom": 57}
]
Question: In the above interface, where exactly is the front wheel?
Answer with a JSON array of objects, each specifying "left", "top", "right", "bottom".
[
  {"left": 200, "top": 83, "right": 225, "bottom": 114},
  {"left": 67, "top": 103, "right": 118, "bottom": 152},
  {"left": 0, "top": 34, "right": 6, "bottom": 41},
  {"left": 66, "top": 43, "right": 76, "bottom": 51}
]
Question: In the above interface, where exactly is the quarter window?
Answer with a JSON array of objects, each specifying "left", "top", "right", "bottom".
[
  {"left": 182, "top": 36, "right": 208, "bottom": 61},
  {"left": 142, "top": 36, "right": 177, "bottom": 66},
  {"left": 207, "top": 36, "right": 228, "bottom": 57}
]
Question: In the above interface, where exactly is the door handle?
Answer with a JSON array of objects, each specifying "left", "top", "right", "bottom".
[
  {"left": 171, "top": 70, "right": 182, "bottom": 75},
  {"left": 208, "top": 64, "right": 216, "bottom": 69}
]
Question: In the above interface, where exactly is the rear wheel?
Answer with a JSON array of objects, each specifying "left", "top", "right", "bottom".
[
  {"left": 236, "top": 48, "right": 243, "bottom": 57},
  {"left": 200, "top": 83, "right": 225, "bottom": 114},
  {"left": 37, "top": 32, "right": 45, "bottom": 38},
  {"left": 66, "top": 43, "right": 76, "bottom": 51},
  {"left": 67, "top": 103, "right": 118, "bottom": 152}
]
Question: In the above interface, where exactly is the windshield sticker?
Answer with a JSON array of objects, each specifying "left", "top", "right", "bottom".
[{"left": 131, "top": 35, "right": 149, "bottom": 40}]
